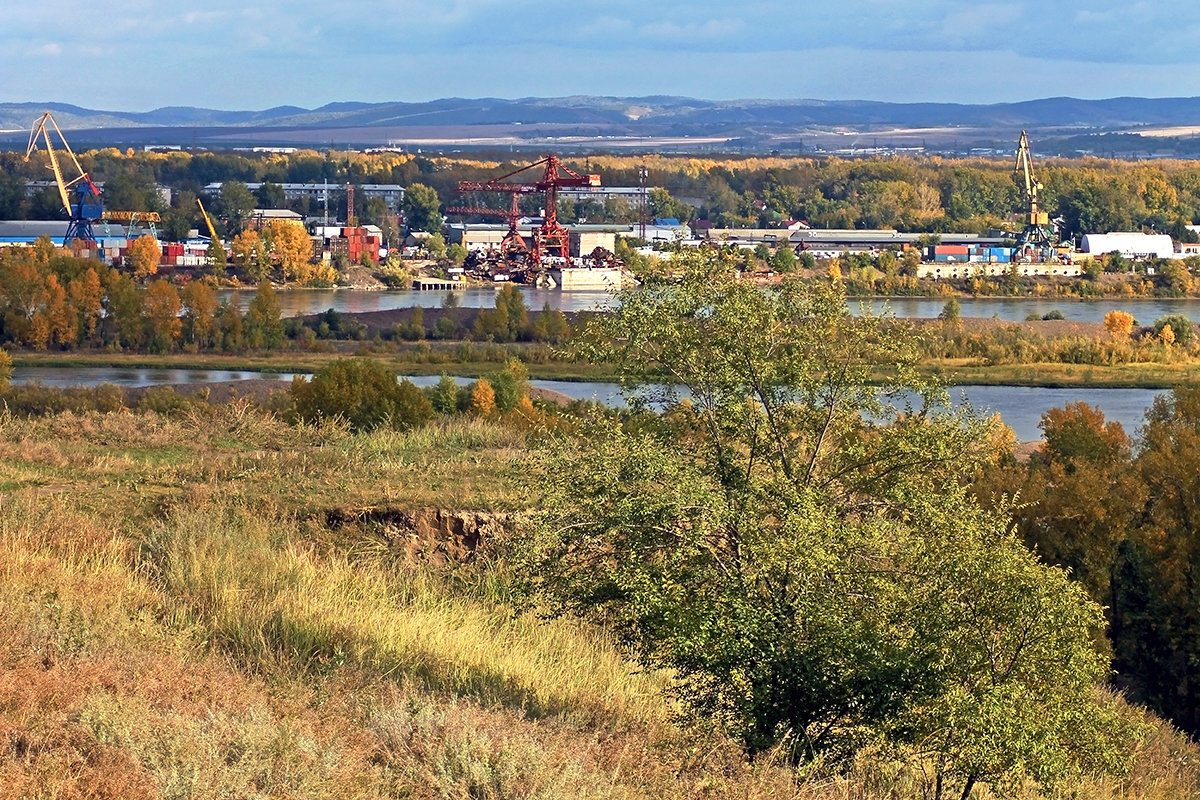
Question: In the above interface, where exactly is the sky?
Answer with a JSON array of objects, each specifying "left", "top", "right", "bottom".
[{"left": 5, "top": 0, "right": 1200, "bottom": 111}]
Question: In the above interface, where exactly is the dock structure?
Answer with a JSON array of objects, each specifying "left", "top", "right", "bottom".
[{"left": 412, "top": 277, "right": 461, "bottom": 291}]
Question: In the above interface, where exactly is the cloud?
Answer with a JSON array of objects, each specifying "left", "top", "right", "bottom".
[
  {"left": 638, "top": 18, "right": 746, "bottom": 40},
  {"left": 2, "top": 0, "right": 1200, "bottom": 110}
]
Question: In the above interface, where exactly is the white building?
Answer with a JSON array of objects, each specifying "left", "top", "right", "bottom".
[{"left": 1081, "top": 232, "right": 1175, "bottom": 259}]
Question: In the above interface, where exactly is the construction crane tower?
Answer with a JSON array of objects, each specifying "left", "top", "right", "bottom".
[{"left": 24, "top": 111, "right": 104, "bottom": 244}]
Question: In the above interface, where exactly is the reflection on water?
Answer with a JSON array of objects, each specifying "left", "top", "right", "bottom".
[
  {"left": 218, "top": 286, "right": 1200, "bottom": 325},
  {"left": 218, "top": 287, "right": 618, "bottom": 317},
  {"left": 12, "top": 367, "right": 299, "bottom": 388}
]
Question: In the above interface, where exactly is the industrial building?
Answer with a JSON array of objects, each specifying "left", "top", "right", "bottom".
[
  {"left": 201, "top": 182, "right": 405, "bottom": 212},
  {"left": 702, "top": 227, "right": 1010, "bottom": 257},
  {"left": 1080, "top": 232, "right": 1176, "bottom": 259},
  {"left": 445, "top": 222, "right": 616, "bottom": 258},
  {"left": 0, "top": 220, "right": 149, "bottom": 250}
]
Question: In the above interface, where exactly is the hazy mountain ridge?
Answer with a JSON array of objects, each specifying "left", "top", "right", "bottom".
[{"left": 5, "top": 95, "right": 1200, "bottom": 133}]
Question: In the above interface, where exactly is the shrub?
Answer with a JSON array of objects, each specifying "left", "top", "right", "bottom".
[
  {"left": 938, "top": 297, "right": 961, "bottom": 324},
  {"left": 1153, "top": 314, "right": 1195, "bottom": 346},
  {"left": 289, "top": 358, "right": 433, "bottom": 431},
  {"left": 490, "top": 358, "right": 530, "bottom": 412}
]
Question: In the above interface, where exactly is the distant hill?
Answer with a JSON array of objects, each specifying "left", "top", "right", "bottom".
[{"left": 4, "top": 95, "right": 1200, "bottom": 155}]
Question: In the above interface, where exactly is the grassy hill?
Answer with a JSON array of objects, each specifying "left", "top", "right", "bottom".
[{"left": 1, "top": 400, "right": 1198, "bottom": 798}]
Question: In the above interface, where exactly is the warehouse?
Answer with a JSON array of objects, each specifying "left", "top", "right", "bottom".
[{"left": 1081, "top": 232, "right": 1176, "bottom": 259}]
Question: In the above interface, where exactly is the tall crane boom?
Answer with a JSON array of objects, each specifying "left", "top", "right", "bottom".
[
  {"left": 1013, "top": 130, "right": 1054, "bottom": 256},
  {"left": 24, "top": 111, "right": 103, "bottom": 243},
  {"left": 196, "top": 198, "right": 222, "bottom": 246}
]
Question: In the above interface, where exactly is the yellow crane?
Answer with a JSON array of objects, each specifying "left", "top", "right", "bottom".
[
  {"left": 24, "top": 111, "right": 104, "bottom": 243},
  {"left": 196, "top": 198, "right": 222, "bottom": 244},
  {"left": 1013, "top": 130, "right": 1055, "bottom": 256},
  {"left": 196, "top": 198, "right": 228, "bottom": 268}
]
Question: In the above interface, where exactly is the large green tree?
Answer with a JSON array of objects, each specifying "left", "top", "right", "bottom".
[
  {"left": 522, "top": 251, "right": 1132, "bottom": 798},
  {"left": 401, "top": 182, "right": 442, "bottom": 232}
]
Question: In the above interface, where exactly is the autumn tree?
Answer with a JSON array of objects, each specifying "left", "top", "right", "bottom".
[
  {"left": 1153, "top": 313, "right": 1193, "bottom": 345},
  {"left": 180, "top": 280, "right": 218, "bottom": 349},
  {"left": 975, "top": 403, "right": 1143, "bottom": 622},
  {"left": 126, "top": 235, "right": 162, "bottom": 278},
  {"left": 68, "top": 267, "right": 104, "bottom": 345},
  {"left": 245, "top": 280, "right": 283, "bottom": 349},
  {"left": 265, "top": 219, "right": 318, "bottom": 284},
  {"left": 38, "top": 273, "right": 75, "bottom": 349},
  {"left": 1103, "top": 309, "right": 1135, "bottom": 338},
  {"left": 467, "top": 378, "right": 496, "bottom": 416},
  {"left": 104, "top": 271, "right": 143, "bottom": 348},
  {"left": 143, "top": 279, "right": 181, "bottom": 352},
  {"left": 231, "top": 229, "right": 271, "bottom": 282},
  {"left": 1115, "top": 389, "right": 1200, "bottom": 733}
]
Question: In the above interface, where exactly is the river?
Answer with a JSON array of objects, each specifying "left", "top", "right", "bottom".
[
  {"left": 219, "top": 287, "right": 1200, "bottom": 325},
  {"left": 10, "top": 366, "right": 1164, "bottom": 443}
]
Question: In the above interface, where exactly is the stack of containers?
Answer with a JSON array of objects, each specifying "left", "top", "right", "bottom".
[
  {"left": 930, "top": 244, "right": 969, "bottom": 262},
  {"left": 343, "top": 226, "right": 367, "bottom": 262}
]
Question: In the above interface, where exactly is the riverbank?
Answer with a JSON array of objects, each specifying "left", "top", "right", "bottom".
[{"left": 13, "top": 343, "right": 1200, "bottom": 390}]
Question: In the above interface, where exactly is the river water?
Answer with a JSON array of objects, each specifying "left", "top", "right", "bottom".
[
  {"left": 11, "top": 366, "right": 1164, "bottom": 443},
  {"left": 220, "top": 287, "right": 1200, "bottom": 325}
]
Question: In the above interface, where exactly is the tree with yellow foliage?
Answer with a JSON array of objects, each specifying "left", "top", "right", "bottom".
[
  {"left": 231, "top": 229, "right": 271, "bottom": 282},
  {"left": 126, "top": 236, "right": 162, "bottom": 278},
  {"left": 68, "top": 267, "right": 104, "bottom": 345},
  {"left": 143, "top": 279, "right": 181, "bottom": 352},
  {"left": 468, "top": 378, "right": 497, "bottom": 416},
  {"left": 1103, "top": 310, "right": 1135, "bottom": 338},
  {"left": 180, "top": 280, "right": 218, "bottom": 349},
  {"left": 265, "top": 220, "right": 317, "bottom": 284}
]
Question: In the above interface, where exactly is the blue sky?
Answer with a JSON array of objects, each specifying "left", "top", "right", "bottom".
[{"left": 6, "top": 0, "right": 1200, "bottom": 110}]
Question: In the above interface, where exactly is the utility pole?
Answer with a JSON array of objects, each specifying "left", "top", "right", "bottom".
[{"left": 639, "top": 163, "right": 648, "bottom": 243}]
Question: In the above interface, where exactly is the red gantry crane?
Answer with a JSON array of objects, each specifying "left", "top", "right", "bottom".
[
  {"left": 445, "top": 190, "right": 528, "bottom": 265},
  {"left": 456, "top": 155, "right": 599, "bottom": 278}
]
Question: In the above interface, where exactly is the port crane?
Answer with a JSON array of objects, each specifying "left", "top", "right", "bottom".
[
  {"left": 456, "top": 155, "right": 600, "bottom": 277},
  {"left": 1013, "top": 130, "right": 1056, "bottom": 257},
  {"left": 24, "top": 111, "right": 103, "bottom": 244},
  {"left": 445, "top": 190, "right": 529, "bottom": 264}
]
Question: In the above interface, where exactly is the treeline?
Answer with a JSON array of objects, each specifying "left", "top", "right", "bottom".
[
  {"left": 10, "top": 145, "right": 1200, "bottom": 241},
  {"left": 975, "top": 391, "right": 1200, "bottom": 738},
  {"left": 0, "top": 243, "right": 576, "bottom": 354},
  {"left": 0, "top": 240, "right": 283, "bottom": 353}
]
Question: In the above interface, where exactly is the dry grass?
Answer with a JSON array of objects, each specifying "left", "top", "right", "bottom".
[{"left": 1, "top": 408, "right": 1198, "bottom": 799}]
